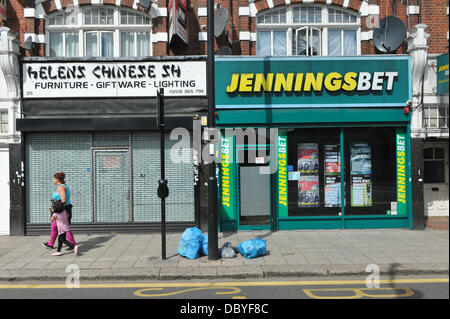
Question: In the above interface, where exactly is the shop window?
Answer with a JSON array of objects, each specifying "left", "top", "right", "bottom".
[
  {"left": 287, "top": 128, "right": 341, "bottom": 216},
  {"left": 423, "top": 147, "right": 446, "bottom": 184},
  {"left": 286, "top": 127, "right": 397, "bottom": 217},
  {"left": 256, "top": 5, "right": 360, "bottom": 56},
  {"left": 0, "top": 111, "right": 7, "bottom": 133},
  {"left": 343, "top": 128, "right": 396, "bottom": 215},
  {"left": 46, "top": 6, "right": 152, "bottom": 57}
]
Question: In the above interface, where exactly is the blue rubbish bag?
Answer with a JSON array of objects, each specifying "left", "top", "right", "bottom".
[
  {"left": 201, "top": 233, "right": 208, "bottom": 256},
  {"left": 237, "top": 238, "right": 266, "bottom": 259},
  {"left": 177, "top": 227, "right": 204, "bottom": 260}
]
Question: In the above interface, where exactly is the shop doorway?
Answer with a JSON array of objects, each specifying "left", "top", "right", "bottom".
[
  {"left": 93, "top": 150, "right": 131, "bottom": 223},
  {"left": 237, "top": 142, "right": 273, "bottom": 230},
  {"left": 423, "top": 142, "right": 449, "bottom": 217}
]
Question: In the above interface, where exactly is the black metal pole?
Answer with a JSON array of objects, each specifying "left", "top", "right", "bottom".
[
  {"left": 207, "top": 0, "right": 219, "bottom": 260},
  {"left": 157, "top": 88, "right": 167, "bottom": 260}
]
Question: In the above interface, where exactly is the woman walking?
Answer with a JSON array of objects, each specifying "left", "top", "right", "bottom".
[{"left": 42, "top": 172, "right": 76, "bottom": 250}]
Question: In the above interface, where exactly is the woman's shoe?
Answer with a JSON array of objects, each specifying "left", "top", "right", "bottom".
[
  {"left": 52, "top": 252, "right": 62, "bottom": 256},
  {"left": 73, "top": 246, "right": 78, "bottom": 256},
  {"left": 42, "top": 243, "right": 53, "bottom": 249}
]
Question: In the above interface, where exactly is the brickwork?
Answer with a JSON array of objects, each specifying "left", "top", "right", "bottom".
[{"left": 3, "top": 0, "right": 449, "bottom": 56}]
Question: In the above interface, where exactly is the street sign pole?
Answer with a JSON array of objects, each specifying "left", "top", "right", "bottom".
[
  {"left": 207, "top": 0, "right": 219, "bottom": 260},
  {"left": 156, "top": 88, "right": 168, "bottom": 260}
]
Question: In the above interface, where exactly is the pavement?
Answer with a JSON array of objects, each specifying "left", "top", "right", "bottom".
[
  {"left": 0, "top": 229, "right": 448, "bottom": 281},
  {"left": 425, "top": 217, "right": 449, "bottom": 230}
]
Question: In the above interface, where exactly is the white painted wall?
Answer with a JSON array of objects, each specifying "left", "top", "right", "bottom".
[{"left": 0, "top": 148, "right": 9, "bottom": 235}]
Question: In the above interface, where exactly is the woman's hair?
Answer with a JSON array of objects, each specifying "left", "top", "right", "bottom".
[{"left": 53, "top": 172, "right": 65, "bottom": 184}]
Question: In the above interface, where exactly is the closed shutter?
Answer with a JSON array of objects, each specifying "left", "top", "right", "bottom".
[
  {"left": 132, "top": 132, "right": 194, "bottom": 222},
  {"left": 26, "top": 133, "right": 92, "bottom": 224}
]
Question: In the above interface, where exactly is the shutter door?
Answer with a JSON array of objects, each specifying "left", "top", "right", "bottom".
[
  {"left": 132, "top": 132, "right": 194, "bottom": 222},
  {"left": 26, "top": 133, "right": 92, "bottom": 224}
]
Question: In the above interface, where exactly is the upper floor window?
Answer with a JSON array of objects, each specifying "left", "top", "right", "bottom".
[
  {"left": 423, "top": 105, "right": 449, "bottom": 129},
  {"left": 0, "top": 111, "right": 7, "bottom": 134},
  {"left": 46, "top": 6, "right": 152, "bottom": 58},
  {"left": 256, "top": 5, "right": 360, "bottom": 57}
]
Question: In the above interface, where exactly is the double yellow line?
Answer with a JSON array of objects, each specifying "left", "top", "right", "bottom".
[{"left": 0, "top": 278, "right": 447, "bottom": 289}]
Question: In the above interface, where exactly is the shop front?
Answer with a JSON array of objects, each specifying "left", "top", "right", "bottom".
[
  {"left": 15, "top": 57, "right": 207, "bottom": 234},
  {"left": 215, "top": 56, "right": 413, "bottom": 231}
]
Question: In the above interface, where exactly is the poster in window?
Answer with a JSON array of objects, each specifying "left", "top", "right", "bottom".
[
  {"left": 324, "top": 144, "right": 341, "bottom": 207},
  {"left": 350, "top": 143, "right": 372, "bottom": 207},
  {"left": 298, "top": 143, "right": 319, "bottom": 207}
]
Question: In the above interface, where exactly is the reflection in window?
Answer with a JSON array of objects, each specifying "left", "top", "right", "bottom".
[{"left": 257, "top": 31, "right": 287, "bottom": 56}]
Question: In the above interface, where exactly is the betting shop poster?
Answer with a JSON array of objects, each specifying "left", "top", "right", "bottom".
[
  {"left": 350, "top": 143, "right": 372, "bottom": 207},
  {"left": 324, "top": 144, "right": 341, "bottom": 207},
  {"left": 297, "top": 143, "right": 319, "bottom": 207}
]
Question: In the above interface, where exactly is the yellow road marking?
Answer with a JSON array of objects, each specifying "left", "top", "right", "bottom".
[
  {"left": 134, "top": 287, "right": 241, "bottom": 298},
  {"left": 232, "top": 296, "right": 247, "bottom": 299},
  {"left": 304, "top": 287, "right": 415, "bottom": 299},
  {"left": 0, "top": 278, "right": 447, "bottom": 289}
]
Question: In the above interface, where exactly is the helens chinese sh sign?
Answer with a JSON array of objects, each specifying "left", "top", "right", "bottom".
[
  {"left": 22, "top": 60, "right": 206, "bottom": 98},
  {"left": 215, "top": 56, "right": 411, "bottom": 109}
]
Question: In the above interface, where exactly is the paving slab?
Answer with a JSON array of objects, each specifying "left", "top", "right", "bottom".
[{"left": 0, "top": 229, "right": 448, "bottom": 281}]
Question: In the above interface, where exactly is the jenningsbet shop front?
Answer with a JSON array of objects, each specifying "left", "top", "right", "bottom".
[{"left": 215, "top": 56, "right": 413, "bottom": 231}]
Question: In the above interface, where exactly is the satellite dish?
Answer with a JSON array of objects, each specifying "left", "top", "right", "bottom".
[
  {"left": 216, "top": 46, "right": 232, "bottom": 55},
  {"left": 214, "top": 7, "right": 228, "bottom": 37},
  {"left": 373, "top": 16, "right": 406, "bottom": 53},
  {"left": 141, "top": 0, "right": 151, "bottom": 8},
  {"left": 24, "top": 36, "right": 33, "bottom": 51}
]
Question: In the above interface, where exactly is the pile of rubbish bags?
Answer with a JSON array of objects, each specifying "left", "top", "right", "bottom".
[{"left": 177, "top": 227, "right": 266, "bottom": 260}]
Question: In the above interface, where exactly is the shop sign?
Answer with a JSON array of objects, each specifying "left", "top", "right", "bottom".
[
  {"left": 395, "top": 130, "right": 407, "bottom": 216},
  {"left": 215, "top": 56, "right": 411, "bottom": 109},
  {"left": 168, "top": 0, "right": 188, "bottom": 44},
  {"left": 437, "top": 53, "right": 449, "bottom": 95},
  {"left": 0, "top": 0, "right": 6, "bottom": 21},
  {"left": 22, "top": 61, "right": 206, "bottom": 99},
  {"left": 277, "top": 133, "right": 288, "bottom": 218},
  {"left": 220, "top": 135, "right": 234, "bottom": 221},
  {"left": 103, "top": 157, "right": 119, "bottom": 169}
]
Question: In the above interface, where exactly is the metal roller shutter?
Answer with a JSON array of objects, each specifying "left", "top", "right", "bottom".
[
  {"left": 132, "top": 132, "right": 194, "bottom": 222},
  {"left": 26, "top": 131, "right": 194, "bottom": 225},
  {"left": 26, "top": 133, "right": 92, "bottom": 224}
]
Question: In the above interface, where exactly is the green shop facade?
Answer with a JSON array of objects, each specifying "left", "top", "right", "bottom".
[{"left": 215, "top": 56, "right": 413, "bottom": 231}]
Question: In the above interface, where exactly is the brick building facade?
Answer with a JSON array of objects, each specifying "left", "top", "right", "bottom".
[
  {"left": 1, "top": 0, "right": 448, "bottom": 57},
  {"left": 0, "top": 0, "right": 448, "bottom": 235}
]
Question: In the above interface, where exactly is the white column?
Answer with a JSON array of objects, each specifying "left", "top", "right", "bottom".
[
  {"left": 407, "top": 24, "right": 430, "bottom": 139},
  {"left": 0, "top": 27, "right": 21, "bottom": 144}
]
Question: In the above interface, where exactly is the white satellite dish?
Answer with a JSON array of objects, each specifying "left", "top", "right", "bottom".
[{"left": 214, "top": 7, "right": 228, "bottom": 38}]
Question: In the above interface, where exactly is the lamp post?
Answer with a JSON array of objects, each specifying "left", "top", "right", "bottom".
[
  {"left": 207, "top": 0, "right": 219, "bottom": 260},
  {"left": 156, "top": 88, "right": 168, "bottom": 260}
]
